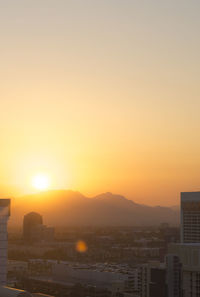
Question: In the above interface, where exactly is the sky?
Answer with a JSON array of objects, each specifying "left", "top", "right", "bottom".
[{"left": 0, "top": 0, "right": 200, "bottom": 206}]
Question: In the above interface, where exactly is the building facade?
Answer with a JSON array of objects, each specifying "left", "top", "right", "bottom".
[
  {"left": 167, "top": 191, "right": 200, "bottom": 297},
  {"left": 0, "top": 199, "right": 10, "bottom": 286},
  {"left": 168, "top": 243, "right": 200, "bottom": 297},
  {"left": 139, "top": 262, "right": 167, "bottom": 297},
  {"left": 181, "top": 192, "right": 200, "bottom": 243},
  {"left": 166, "top": 254, "right": 182, "bottom": 297}
]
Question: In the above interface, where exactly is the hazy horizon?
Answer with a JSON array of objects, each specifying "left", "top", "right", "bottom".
[
  {"left": 1, "top": 0, "right": 200, "bottom": 206},
  {"left": 8, "top": 188, "right": 182, "bottom": 207}
]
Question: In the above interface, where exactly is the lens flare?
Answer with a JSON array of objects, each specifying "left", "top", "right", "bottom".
[{"left": 76, "top": 240, "right": 88, "bottom": 253}]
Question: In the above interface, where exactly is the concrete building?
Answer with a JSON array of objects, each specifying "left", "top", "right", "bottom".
[
  {"left": 23, "top": 212, "right": 54, "bottom": 242},
  {"left": 139, "top": 262, "right": 167, "bottom": 297},
  {"left": 166, "top": 254, "right": 182, "bottom": 297},
  {"left": 8, "top": 260, "right": 28, "bottom": 275},
  {"left": 111, "top": 280, "right": 125, "bottom": 296},
  {"left": 31, "top": 225, "right": 54, "bottom": 242},
  {"left": 52, "top": 263, "right": 127, "bottom": 289},
  {"left": 0, "top": 199, "right": 10, "bottom": 286},
  {"left": 168, "top": 243, "right": 200, "bottom": 297},
  {"left": 23, "top": 212, "right": 43, "bottom": 242},
  {"left": 166, "top": 191, "right": 200, "bottom": 297},
  {"left": 0, "top": 200, "right": 53, "bottom": 297},
  {"left": 181, "top": 192, "right": 200, "bottom": 243}
]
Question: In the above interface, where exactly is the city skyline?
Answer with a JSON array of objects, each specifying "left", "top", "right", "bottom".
[
  {"left": 1, "top": 1, "right": 200, "bottom": 205},
  {"left": 1, "top": 2, "right": 200, "bottom": 296}
]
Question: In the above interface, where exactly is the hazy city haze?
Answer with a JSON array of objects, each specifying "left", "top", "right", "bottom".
[{"left": 1, "top": 0, "right": 200, "bottom": 205}]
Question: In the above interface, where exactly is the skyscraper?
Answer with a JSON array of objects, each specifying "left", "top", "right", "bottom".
[
  {"left": 23, "top": 212, "right": 54, "bottom": 242},
  {"left": 166, "top": 254, "right": 182, "bottom": 297},
  {"left": 0, "top": 203, "right": 46, "bottom": 296},
  {"left": 0, "top": 199, "right": 10, "bottom": 286},
  {"left": 167, "top": 191, "right": 200, "bottom": 297},
  {"left": 23, "top": 212, "right": 43, "bottom": 242},
  {"left": 181, "top": 192, "right": 200, "bottom": 243}
]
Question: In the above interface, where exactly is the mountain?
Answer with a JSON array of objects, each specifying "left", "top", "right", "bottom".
[
  {"left": 8, "top": 190, "right": 179, "bottom": 227},
  {"left": 170, "top": 205, "right": 180, "bottom": 211}
]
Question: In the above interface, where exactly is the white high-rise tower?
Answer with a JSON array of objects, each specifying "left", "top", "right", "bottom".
[
  {"left": 0, "top": 199, "right": 10, "bottom": 286},
  {"left": 181, "top": 192, "right": 200, "bottom": 243}
]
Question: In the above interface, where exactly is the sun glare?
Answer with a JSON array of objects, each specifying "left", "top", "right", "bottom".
[{"left": 32, "top": 174, "right": 50, "bottom": 191}]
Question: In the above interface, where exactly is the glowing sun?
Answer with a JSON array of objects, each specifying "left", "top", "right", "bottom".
[{"left": 32, "top": 173, "right": 50, "bottom": 191}]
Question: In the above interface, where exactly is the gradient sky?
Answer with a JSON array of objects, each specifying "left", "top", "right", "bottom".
[{"left": 0, "top": 0, "right": 200, "bottom": 205}]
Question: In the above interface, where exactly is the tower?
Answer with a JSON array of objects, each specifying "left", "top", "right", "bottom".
[
  {"left": 0, "top": 199, "right": 10, "bottom": 286},
  {"left": 181, "top": 192, "right": 200, "bottom": 243},
  {"left": 23, "top": 212, "right": 43, "bottom": 242}
]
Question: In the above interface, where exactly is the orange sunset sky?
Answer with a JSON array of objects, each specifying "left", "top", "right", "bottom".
[{"left": 0, "top": 0, "right": 200, "bottom": 206}]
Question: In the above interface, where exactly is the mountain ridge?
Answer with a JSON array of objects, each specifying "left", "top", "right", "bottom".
[{"left": 8, "top": 190, "right": 179, "bottom": 227}]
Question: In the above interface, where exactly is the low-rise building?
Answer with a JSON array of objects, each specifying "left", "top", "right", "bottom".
[{"left": 168, "top": 243, "right": 200, "bottom": 297}]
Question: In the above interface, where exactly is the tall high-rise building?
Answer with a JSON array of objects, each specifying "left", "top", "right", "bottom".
[
  {"left": 166, "top": 254, "right": 182, "bottom": 297},
  {"left": 168, "top": 243, "right": 200, "bottom": 297},
  {"left": 23, "top": 212, "right": 43, "bottom": 241},
  {"left": 0, "top": 199, "right": 10, "bottom": 286},
  {"left": 0, "top": 201, "right": 48, "bottom": 296},
  {"left": 23, "top": 212, "right": 54, "bottom": 242},
  {"left": 167, "top": 191, "right": 200, "bottom": 297},
  {"left": 181, "top": 192, "right": 200, "bottom": 243}
]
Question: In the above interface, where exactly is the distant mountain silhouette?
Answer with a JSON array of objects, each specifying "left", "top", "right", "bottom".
[
  {"left": 170, "top": 205, "right": 180, "bottom": 211},
  {"left": 9, "top": 190, "right": 179, "bottom": 227}
]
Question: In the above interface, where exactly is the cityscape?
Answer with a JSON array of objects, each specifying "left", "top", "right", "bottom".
[
  {"left": 0, "top": 192, "right": 199, "bottom": 296},
  {"left": 0, "top": 0, "right": 200, "bottom": 296}
]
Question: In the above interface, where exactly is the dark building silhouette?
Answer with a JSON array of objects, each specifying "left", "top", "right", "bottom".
[
  {"left": 149, "top": 267, "right": 167, "bottom": 297},
  {"left": 139, "top": 262, "right": 167, "bottom": 297},
  {"left": 23, "top": 212, "right": 54, "bottom": 242},
  {"left": 23, "top": 212, "right": 43, "bottom": 241},
  {"left": 166, "top": 254, "right": 182, "bottom": 297}
]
